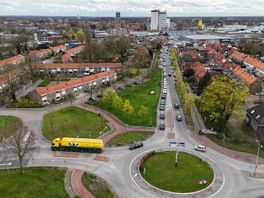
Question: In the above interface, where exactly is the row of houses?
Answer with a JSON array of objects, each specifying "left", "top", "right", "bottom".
[
  {"left": 204, "top": 44, "right": 256, "bottom": 85},
  {"left": 0, "top": 54, "right": 25, "bottom": 71},
  {"left": 32, "top": 70, "right": 117, "bottom": 104},
  {"left": 33, "top": 62, "right": 122, "bottom": 75},
  {"left": 230, "top": 50, "right": 264, "bottom": 74}
]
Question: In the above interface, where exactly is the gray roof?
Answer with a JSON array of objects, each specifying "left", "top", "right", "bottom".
[{"left": 247, "top": 104, "right": 264, "bottom": 126}]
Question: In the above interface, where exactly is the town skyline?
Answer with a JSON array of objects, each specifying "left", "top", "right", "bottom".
[{"left": 0, "top": 0, "right": 264, "bottom": 17}]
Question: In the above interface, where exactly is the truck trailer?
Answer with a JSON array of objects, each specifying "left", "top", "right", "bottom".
[{"left": 51, "top": 137, "right": 104, "bottom": 153}]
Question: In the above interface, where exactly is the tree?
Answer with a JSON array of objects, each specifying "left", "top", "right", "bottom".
[
  {"left": 101, "top": 88, "right": 116, "bottom": 104},
  {"left": 5, "top": 125, "right": 38, "bottom": 174},
  {"left": 10, "top": 34, "right": 29, "bottom": 54},
  {"left": 198, "top": 76, "right": 249, "bottom": 131},
  {"left": 197, "top": 72, "right": 212, "bottom": 96},
  {"left": 138, "top": 105, "right": 149, "bottom": 119},
  {"left": 249, "top": 81, "right": 262, "bottom": 95},
  {"left": 76, "top": 31, "right": 85, "bottom": 43},
  {"left": 112, "top": 94, "right": 123, "bottom": 109},
  {"left": 183, "top": 68, "right": 195, "bottom": 77},
  {"left": 132, "top": 46, "right": 151, "bottom": 68},
  {"left": 122, "top": 100, "right": 134, "bottom": 116}
]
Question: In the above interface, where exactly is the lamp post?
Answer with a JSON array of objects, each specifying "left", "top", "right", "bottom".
[{"left": 254, "top": 140, "right": 263, "bottom": 176}]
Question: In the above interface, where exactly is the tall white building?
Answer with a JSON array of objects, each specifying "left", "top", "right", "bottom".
[
  {"left": 151, "top": 10, "right": 159, "bottom": 31},
  {"left": 150, "top": 10, "right": 170, "bottom": 31}
]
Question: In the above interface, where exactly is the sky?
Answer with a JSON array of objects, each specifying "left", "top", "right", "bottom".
[{"left": 0, "top": 0, "right": 264, "bottom": 17}]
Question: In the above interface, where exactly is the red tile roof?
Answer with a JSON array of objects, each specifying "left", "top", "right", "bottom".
[
  {"left": 35, "top": 70, "right": 117, "bottom": 95},
  {"left": 64, "top": 45, "right": 84, "bottom": 56},
  {"left": 244, "top": 56, "right": 264, "bottom": 72},
  {"left": 222, "top": 61, "right": 239, "bottom": 70},
  {"left": 49, "top": 45, "right": 66, "bottom": 53},
  {"left": 230, "top": 51, "right": 246, "bottom": 62},
  {"left": 29, "top": 49, "right": 52, "bottom": 57},
  {"left": 182, "top": 50, "right": 197, "bottom": 58},
  {"left": 34, "top": 63, "right": 122, "bottom": 69},
  {"left": 61, "top": 54, "right": 74, "bottom": 63},
  {"left": 0, "top": 55, "right": 25, "bottom": 68},
  {"left": 232, "top": 67, "right": 256, "bottom": 85},
  {"left": 185, "top": 61, "right": 206, "bottom": 80},
  {"left": 0, "top": 70, "right": 17, "bottom": 85}
]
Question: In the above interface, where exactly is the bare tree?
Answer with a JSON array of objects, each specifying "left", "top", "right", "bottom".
[
  {"left": 5, "top": 125, "right": 38, "bottom": 174},
  {"left": 10, "top": 34, "right": 29, "bottom": 54}
]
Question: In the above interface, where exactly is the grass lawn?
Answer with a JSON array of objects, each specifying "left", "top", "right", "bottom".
[
  {"left": 0, "top": 116, "right": 22, "bottom": 142},
  {"left": 93, "top": 68, "right": 162, "bottom": 127},
  {"left": 107, "top": 131, "right": 153, "bottom": 146},
  {"left": 141, "top": 151, "right": 214, "bottom": 193},
  {"left": 210, "top": 135, "right": 264, "bottom": 158},
  {"left": 82, "top": 173, "right": 114, "bottom": 198},
  {"left": 42, "top": 107, "right": 110, "bottom": 141},
  {"left": 38, "top": 79, "right": 50, "bottom": 87},
  {"left": 0, "top": 167, "right": 68, "bottom": 198}
]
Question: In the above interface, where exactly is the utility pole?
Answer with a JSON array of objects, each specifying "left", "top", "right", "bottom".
[{"left": 254, "top": 140, "right": 263, "bottom": 176}]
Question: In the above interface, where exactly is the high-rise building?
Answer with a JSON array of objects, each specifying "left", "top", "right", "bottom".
[
  {"left": 151, "top": 10, "right": 159, "bottom": 31},
  {"left": 150, "top": 9, "right": 170, "bottom": 31},
  {"left": 115, "top": 12, "right": 121, "bottom": 29}
]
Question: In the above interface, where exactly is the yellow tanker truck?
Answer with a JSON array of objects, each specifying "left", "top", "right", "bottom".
[{"left": 51, "top": 137, "right": 104, "bottom": 153}]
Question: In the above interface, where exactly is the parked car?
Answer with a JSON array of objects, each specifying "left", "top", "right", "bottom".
[
  {"left": 161, "top": 93, "right": 166, "bottom": 99},
  {"left": 160, "top": 112, "right": 165, "bottom": 120},
  {"left": 159, "top": 122, "right": 165, "bottom": 130},
  {"left": 174, "top": 103, "right": 180, "bottom": 109},
  {"left": 194, "top": 145, "right": 206, "bottom": 152},
  {"left": 160, "top": 99, "right": 166, "bottom": 105},
  {"left": 168, "top": 73, "right": 172, "bottom": 77},
  {"left": 129, "top": 142, "right": 144, "bottom": 150},
  {"left": 162, "top": 89, "right": 167, "bottom": 94},
  {"left": 176, "top": 114, "right": 182, "bottom": 121},
  {"left": 159, "top": 104, "right": 166, "bottom": 111}
]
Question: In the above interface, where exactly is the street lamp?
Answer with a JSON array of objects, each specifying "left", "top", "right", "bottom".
[{"left": 254, "top": 140, "right": 263, "bottom": 176}]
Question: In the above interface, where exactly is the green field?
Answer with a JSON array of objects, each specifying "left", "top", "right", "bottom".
[
  {"left": 0, "top": 168, "right": 68, "bottom": 198},
  {"left": 107, "top": 131, "right": 153, "bottom": 146},
  {"left": 140, "top": 151, "right": 214, "bottom": 193},
  {"left": 93, "top": 68, "right": 161, "bottom": 126},
  {"left": 0, "top": 116, "right": 22, "bottom": 141},
  {"left": 82, "top": 173, "right": 114, "bottom": 198},
  {"left": 42, "top": 107, "right": 110, "bottom": 140}
]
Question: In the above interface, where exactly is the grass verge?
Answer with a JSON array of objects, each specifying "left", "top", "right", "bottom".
[
  {"left": 107, "top": 131, "right": 153, "bottom": 146},
  {"left": 0, "top": 116, "right": 22, "bottom": 141},
  {"left": 42, "top": 106, "right": 110, "bottom": 140},
  {"left": 91, "top": 68, "right": 161, "bottom": 127},
  {"left": 0, "top": 167, "right": 68, "bottom": 198},
  {"left": 82, "top": 173, "right": 114, "bottom": 198},
  {"left": 140, "top": 151, "right": 214, "bottom": 193}
]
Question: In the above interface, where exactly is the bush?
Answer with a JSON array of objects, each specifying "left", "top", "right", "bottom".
[
  {"left": 231, "top": 129, "right": 244, "bottom": 143},
  {"left": 8, "top": 98, "right": 44, "bottom": 108}
]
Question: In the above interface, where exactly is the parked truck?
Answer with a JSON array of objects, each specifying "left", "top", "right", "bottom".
[{"left": 51, "top": 137, "right": 104, "bottom": 153}]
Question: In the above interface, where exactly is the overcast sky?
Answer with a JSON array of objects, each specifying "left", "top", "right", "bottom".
[{"left": 0, "top": 0, "right": 263, "bottom": 17}]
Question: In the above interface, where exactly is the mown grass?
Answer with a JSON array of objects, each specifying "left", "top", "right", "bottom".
[
  {"left": 0, "top": 167, "right": 68, "bottom": 198},
  {"left": 42, "top": 106, "right": 110, "bottom": 140},
  {"left": 140, "top": 151, "right": 214, "bottom": 193},
  {"left": 107, "top": 131, "right": 153, "bottom": 146},
  {"left": 0, "top": 116, "right": 22, "bottom": 142}
]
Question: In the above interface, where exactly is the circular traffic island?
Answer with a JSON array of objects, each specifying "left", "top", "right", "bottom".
[{"left": 140, "top": 151, "right": 214, "bottom": 193}]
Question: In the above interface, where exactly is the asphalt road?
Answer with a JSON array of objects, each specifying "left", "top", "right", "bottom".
[{"left": 0, "top": 46, "right": 264, "bottom": 198}]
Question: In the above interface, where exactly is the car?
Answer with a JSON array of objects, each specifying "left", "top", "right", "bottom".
[
  {"left": 162, "top": 89, "right": 167, "bottom": 94},
  {"left": 129, "top": 142, "right": 144, "bottom": 150},
  {"left": 160, "top": 99, "right": 166, "bottom": 105},
  {"left": 174, "top": 103, "right": 180, "bottom": 109},
  {"left": 194, "top": 145, "right": 206, "bottom": 152},
  {"left": 168, "top": 73, "right": 172, "bottom": 77},
  {"left": 163, "top": 84, "right": 167, "bottom": 89},
  {"left": 159, "top": 104, "right": 166, "bottom": 110},
  {"left": 159, "top": 122, "right": 165, "bottom": 130},
  {"left": 160, "top": 112, "right": 165, "bottom": 120},
  {"left": 176, "top": 114, "right": 182, "bottom": 121},
  {"left": 161, "top": 93, "right": 166, "bottom": 99}
]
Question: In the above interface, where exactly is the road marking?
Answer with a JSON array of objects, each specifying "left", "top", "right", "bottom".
[{"left": 208, "top": 168, "right": 225, "bottom": 198}]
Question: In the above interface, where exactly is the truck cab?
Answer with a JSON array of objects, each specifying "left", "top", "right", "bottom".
[{"left": 51, "top": 138, "right": 62, "bottom": 150}]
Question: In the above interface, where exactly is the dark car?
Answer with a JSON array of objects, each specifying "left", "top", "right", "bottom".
[
  {"left": 160, "top": 112, "right": 165, "bottom": 120},
  {"left": 159, "top": 122, "right": 165, "bottom": 130},
  {"left": 161, "top": 93, "right": 166, "bottom": 99},
  {"left": 159, "top": 104, "right": 166, "bottom": 111},
  {"left": 129, "top": 142, "right": 143, "bottom": 150},
  {"left": 160, "top": 99, "right": 166, "bottom": 105},
  {"left": 174, "top": 103, "right": 180, "bottom": 109}
]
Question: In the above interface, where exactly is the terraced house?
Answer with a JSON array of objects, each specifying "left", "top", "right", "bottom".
[
  {"left": 33, "top": 63, "right": 122, "bottom": 76},
  {"left": 0, "top": 54, "right": 25, "bottom": 72},
  {"left": 32, "top": 70, "right": 117, "bottom": 104}
]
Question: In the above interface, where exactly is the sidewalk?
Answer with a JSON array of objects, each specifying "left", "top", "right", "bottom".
[
  {"left": 71, "top": 169, "right": 95, "bottom": 198},
  {"left": 191, "top": 104, "right": 264, "bottom": 164},
  {"left": 75, "top": 103, "right": 155, "bottom": 144}
]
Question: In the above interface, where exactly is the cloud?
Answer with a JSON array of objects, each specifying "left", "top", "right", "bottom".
[{"left": 0, "top": 0, "right": 263, "bottom": 16}]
